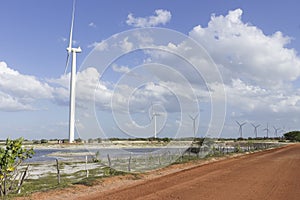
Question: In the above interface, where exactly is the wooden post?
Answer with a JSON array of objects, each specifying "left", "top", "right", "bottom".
[
  {"left": 128, "top": 154, "right": 132, "bottom": 172},
  {"left": 158, "top": 154, "right": 161, "bottom": 165},
  {"left": 17, "top": 165, "right": 29, "bottom": 194},
  {"left": 85, "top": 155, "right": 89, "bottom": 178},
  {"left": 107, "top": 154, "right": 113, "bottom": 175},
  {"left": 107, "top": 154, "right": 111, "bottom": 168},
  {"left": 56, "top": 159, "right": 61, "bottom": 184}
]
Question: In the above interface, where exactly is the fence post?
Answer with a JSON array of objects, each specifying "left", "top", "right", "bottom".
[
  {"left": 85, "top": 155, "right": 89, "bottom": 178},
  {"left": 56, "top": 159, "right": 61, "bottom": 184},
  {"left": 128, "top": 154, "right": 132, "bottom": 172},
  {"left": 17, "top": 165, "right": 29, "bottom": 194},
  {"left": 107, "top": 154, "right": 111, "bottom": 168},
  {"left": 158, "top": 154, "right": 161, "bottom": 165}
]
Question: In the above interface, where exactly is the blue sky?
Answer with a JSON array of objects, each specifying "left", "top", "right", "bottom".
[{"left": 1, "top": 0, "right": 300, "bottom": 140}]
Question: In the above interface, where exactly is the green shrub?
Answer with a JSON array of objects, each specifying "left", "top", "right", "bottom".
[
  {"left": 284, "top": 131, "right": 300, "bottom": 142},
  {"left": 0, "top": 138, "right": 34, "bottom": 196},
  {"left": 40, "top": 139, "right": 48, "bottom": 144}
]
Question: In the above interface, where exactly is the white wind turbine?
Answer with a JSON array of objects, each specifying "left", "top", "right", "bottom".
[
  {"left": 263, "top": 123, "right": 270, "bottom": 138},
  {"left": 189, "top": 113, "right": 199, "bottom": 137},
  {"left": 64, "top": 0, "right": 82, "bottom": 143},
  {"left": 151, "top": 103, "right": 161, "bottom": 139},
  {"left": 273, "top": 126, "right": 280, "bottom": 137},
  {"left": 236, "top": 121, "right": 246, "bottom": 138},
  {"left": 251, "top": 123, "right": 260, "bottom": 138}
]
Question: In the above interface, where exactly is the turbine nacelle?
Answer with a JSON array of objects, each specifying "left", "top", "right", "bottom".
[{"left": 66, "top": 46, "right": 82, "bottom": 53}]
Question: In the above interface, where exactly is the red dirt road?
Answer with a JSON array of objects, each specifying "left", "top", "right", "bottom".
[{"left": 80, "top": 144, "right": 300, "bottom": 200}]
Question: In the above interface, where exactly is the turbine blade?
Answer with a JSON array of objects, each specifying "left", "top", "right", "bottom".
[
  {"left": 64, "top": 53, "right": 70, "bottom": 75},
  {"left": 67, "top": 0, "right": 76, "bottom": 52},
  {"left": 64, "top": 0, "right": 75, "bottom": 75}
]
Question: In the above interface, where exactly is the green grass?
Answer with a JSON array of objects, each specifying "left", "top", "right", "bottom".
[
  {"left": 13, "top": 165, "right": 128, "bottom": 198},
  {"left": 73, "top": 176, "right": 103, "bottom": 186}
]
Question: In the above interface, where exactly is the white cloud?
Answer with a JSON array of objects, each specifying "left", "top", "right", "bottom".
[
  {"left": 226, "top": 79, "right": 300, "bottom": 114},
  {"left": 3, "top": 8, "right": 300, "bottom": 138},
  {"left": 60, "top": 37, "right": 67, "bottom": 42},
  {"left": 46, "top": 67, "right": 111, "bottom": 109},
  {"left": 88, "top": 22, "right": 96, "bottom": 28},
  {"left": 0, "top": 91, "right": 33, "bottom": 111},
  {"left": 0, "top": 61, "right": 53, "bottom": 111},
  {"left": 185, "top": 8, "right": 300, "bottom": 120},
  {"left": 189, "top": 8, "right": 300, "bottom": 88},
  {"left": 112, "top": 64, "right": 131, "bottom": 74},
  {"left": 119, "top": 37, "right": 133, "bottom": 52},
  {"left": 76, "top": 67, "right": 112, "bottom": 110},
  {"left": 126, "top": 9, "right": 171, "bottom": 28},
  {"left": 88, "top": 41, "right": 108, "bottom": 51},
  {"left": 129, "top": 8, "right": 300, "bottom": 136}
]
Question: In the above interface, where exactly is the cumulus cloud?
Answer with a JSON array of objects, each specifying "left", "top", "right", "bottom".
[
  {"left": 5, "top": 9, "right": 299, "bottom": 115},
  {"left": 119, "top": 37, "right": 133, "bottom": 52},
  {"left": 185, "top": 8, "right": 300, "bottom": 120},
  {"left": 126, "top": 9, "right": 171, "bottom": 28},
  {"left": 0, "top": 91, "right": 32, "bottom": 111},
  {"left": 2, "top": 8, "right": 300, "bottom": 137},
  {"left": 224, "top": 79, "right": 300, "bottom": 114},
  {"left": 112, "top": 64, "right": 131, "bottom": 74},
  {"left": 189, "top": 8, "right": 300, "bottom": 88},
  {"left": 0, "top": 61, "right": 53, "bottom": 111},
  {"left": 131, "top": 8, "right": 300, "bottom": 134},
  {"left": 76, "top": 67, "right": 112, "bottom": 110},
  {"left": 48, "top": 67, "right": 113, "bottom": 110}
]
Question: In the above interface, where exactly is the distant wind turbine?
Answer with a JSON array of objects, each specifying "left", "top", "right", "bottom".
[
  {"left": 151, "top": 103, "right": 161, "bottom": 139},
  {"left": 263, "top": 123, "right": 270, "bottom": 138},
  {"left": 65, "top": 0, "right": 82, "bottom": 143},
  {"left": 273, "top": 126, "right": 280, "bottom": 137},
  {"left": 189, "top": 113, "right": 199, "bottom": 138},
  {"left": 251, "top": 123, "right": 260, "bottom": 138},
  {"left": 236, "top": 121, "right": 246, "bottom": 138}
]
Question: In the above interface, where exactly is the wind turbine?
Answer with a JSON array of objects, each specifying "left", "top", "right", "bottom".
[
  {"left": 189, "top": 113, "right": 199, "bottom": 137},
  {"left": 273, "top": 126, "right": 280, "bottom": 137},
  {"left": 65, "top": 0, "right": 82, "bottom": 143},
  {"left": 236, "top": 121, "right": 246, "bottom": 138},
  {"left": 251, "top": 123, "right": 260, "bottom": 138},
  {"left": 151, "top": 103, "right": 160, "bottom": 139},
  {"left": 263, "top": 123, "right": 270, "bottom": 138}
]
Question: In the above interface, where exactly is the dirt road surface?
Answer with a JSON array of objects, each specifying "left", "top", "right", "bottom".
[{"left": 76, "top": 144, "right": 300, "bottom": 200}]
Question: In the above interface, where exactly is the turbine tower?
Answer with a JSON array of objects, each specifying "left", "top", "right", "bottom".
[
  {"left": 273, "top": 126, "right": 280, "bottom": 137},
  {"left": 189, "top": 113, "right": 199, "bottom": 137},
  {"left": 236, "top": 121, "right": 246, "bottom": 138},
  {"left": 263, "top": 123, "right": 270, "bottom": 138},
  {"left": 65, "top": 0, "right": 81, "bottom": 143},
  {"left": 251, "top": 123, "right": 260, "bottom": 138},
  {"left": 151, "top": 103, "right": 160, "bottom": 139}
]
